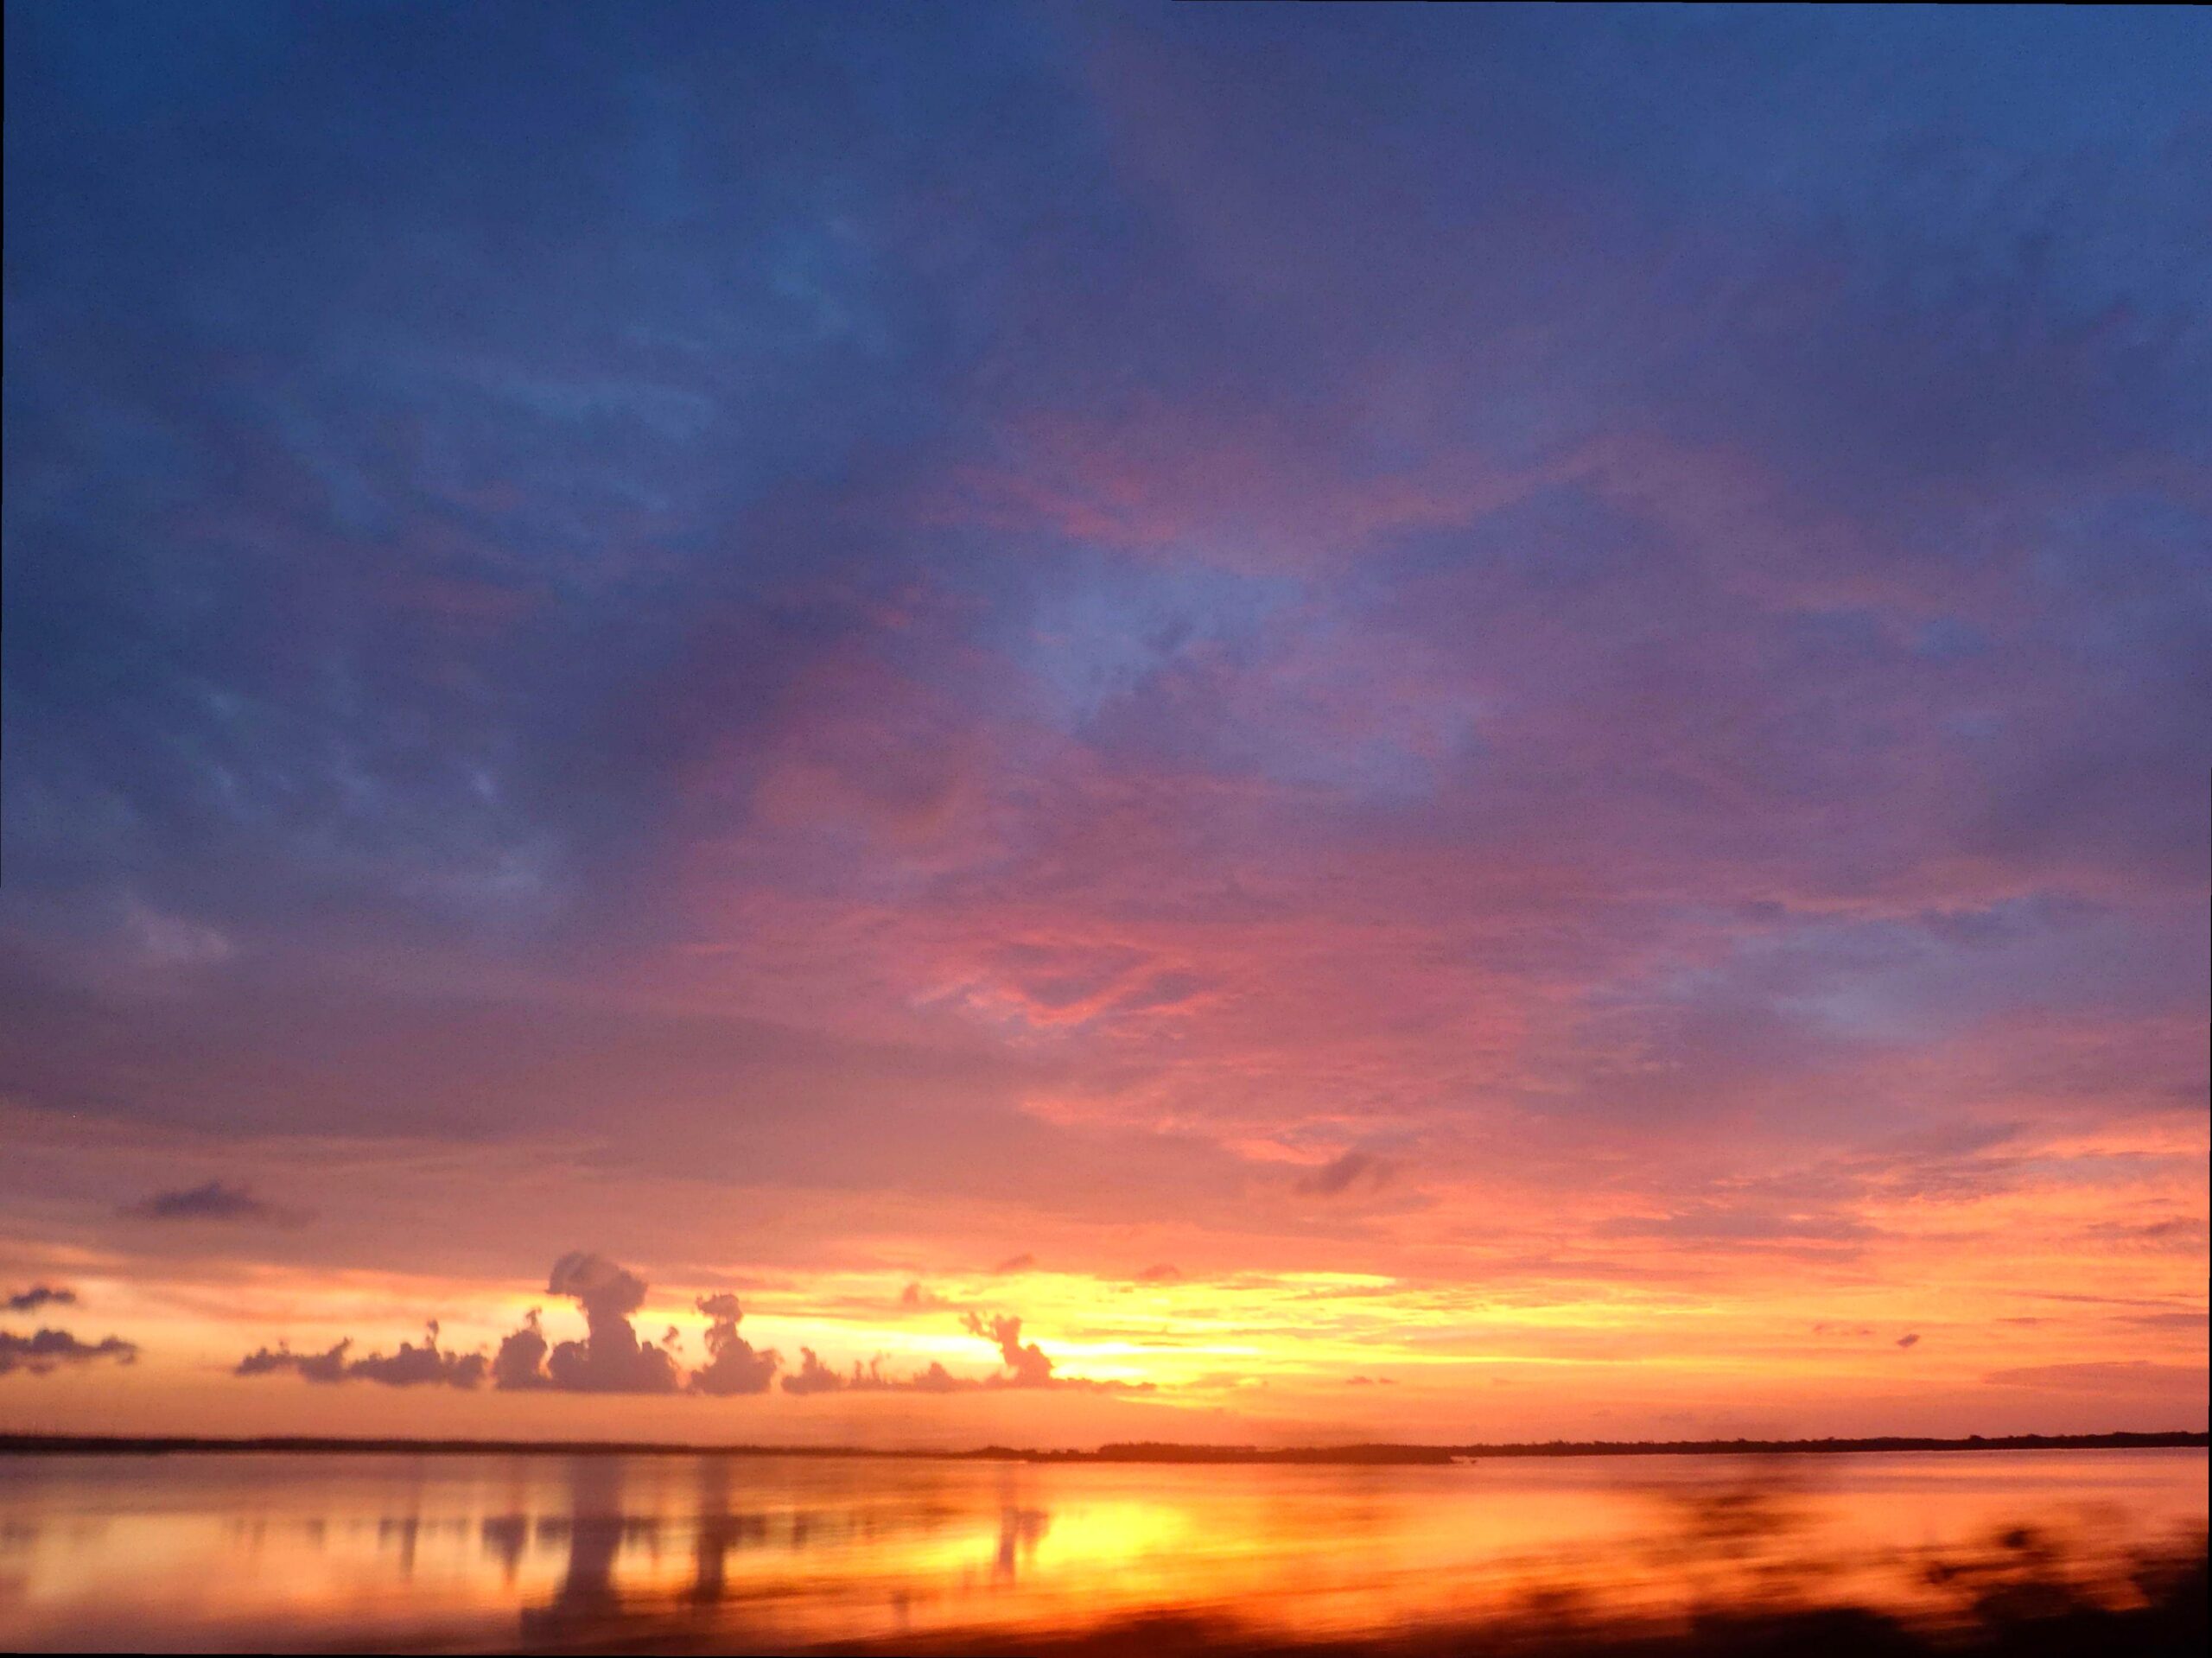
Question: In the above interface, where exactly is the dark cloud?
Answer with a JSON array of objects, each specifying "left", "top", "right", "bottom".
[
  {"left": 1896, "top": 1332, "right": 1921, "bottom": 1350},
  {"left": 335, "top": 1325, "right": 489, "bottom": 1387},
  {"left": 1135, "top": 1263, "right": 1182, "bottom": 1283},
  {"left": 989, "top": 1252, "right": 1037, "bottom": 1274},
  {"left": 1294, "top": 1152, "right": 1394, "bottom": 1198},
  {"left": 119, "top": 1180, "right": 297, "bottom": 1225},
  {"left": 235, "top": 1324, "right": 486, "bottom": 1388},
  {"left": 492, "top": 1311, "right": 553, "bottom": 1391},
  {"left": 899, "top": 1281, "right": 953, "bottom": 1311},
  {"left": 237, "top": 1341, "right": 353, "bottom": 1383},
  {"left": 4, "top": 1285, "right": 77, "bottom": 1312},
  {"left": 512, "top": 1253, "right": 682, "bottom": 1394},
  {"left": 549, "top": 1252, "right": 649, "bottom": 1319},
  {"left": 781, "top": 1347, "right": 842, "bottom": 1396},
  {"left": 232, "top": 1258, "right": 1152, "bottom": 1402},
  {"left": 689, "top": 1293, "right": 779, "bottom": 1396},
  {"left": 237, "top": 1255, "right": 747, "bottom": 1397},
  {"left": 0, "top": 1327, "right": 138, "bottom": 1377},
  {"left": 1346, "top": 1375, "right": 1396, "bottom": 1386}
]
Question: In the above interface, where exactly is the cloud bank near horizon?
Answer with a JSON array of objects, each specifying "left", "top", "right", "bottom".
[{"left": 232, "top": 1255, "right": 1136, "bottom": 1402}]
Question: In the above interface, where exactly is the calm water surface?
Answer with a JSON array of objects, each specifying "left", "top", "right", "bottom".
[{"left": 0, "top": 1449, "right": 2202, "bottom": 1651}]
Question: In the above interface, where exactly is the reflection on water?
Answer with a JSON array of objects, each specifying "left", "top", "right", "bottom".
[{"left": 0, "top": 1449, "right": 2202, "bottom": 1652}]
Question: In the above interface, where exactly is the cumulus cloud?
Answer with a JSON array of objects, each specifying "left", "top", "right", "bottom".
[
  {"left": 354, "top": 1326, "right": 488, "bottom": 1387},
  {"left": 690, "top": 1293, "right": 780, "bottom": 1395},
  {"left": 549, "top": 1251, "right": 648, "bottom": 1318},
  {"left": 963, "top": 1311, "right": 1054, "bottom": 1385},
  {"left": 783, "top": 1349, "right": 914, "bottom": 1395},
  {"left": 1294, "top": 1151, "right": 1394, "bottom": 1197},
  {"left": 782, "top": 1346, "right": 843, "bottom": 1395},
  {"left": 236, "top": 1255, "right": 728, "bottom": 1396},
  {"left": 776, "top": 1349, "right": 980, "bottom": 1396},
  {"left": 4, "top": 1285, "right": 77, "bottom": 1312},
  {"left": 780, "top": 1350, "right": 883, "bottom": 1396},
  {"left": 507, "top": 1253, "right": 683, "bottom": 1394},
  {"left": 236, "top": 1324, "right": 487, "bottom": 1388},
  {"left": 492, "top": 1310, "right": 552, "bottom": 1390},
  {"left": 232, "top": 1256, "right": 1152, "bottom": 1403},
  {"left": 119, "top": 1180, "right": 297, "bottom": 1224},
  {"left": 899, "top": 1280, "right": 953, "bottom": 1311},
  {"left": 781, "top": 1308, "right": 1148, "bottom": 1396},
  {"left": 0, "top": 1327, "right": 139, "bottom": 1378},
  {"left": 237, "top": 1340, "right": 353, "bottom": 1382}
]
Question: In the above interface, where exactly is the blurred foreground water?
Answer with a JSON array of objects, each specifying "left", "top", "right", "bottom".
[{"left": 0, "top": 1448, "right": 2202, "bottom": 1653}]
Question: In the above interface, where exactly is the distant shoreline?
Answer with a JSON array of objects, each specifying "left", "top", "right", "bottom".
[{"left": 1, "top": 1430, "right": 2202, "bottom": 1464}]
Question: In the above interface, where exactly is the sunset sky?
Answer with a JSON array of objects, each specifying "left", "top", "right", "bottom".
[{"left": 3, "top": 3, "right": 2206, "bottom": 1448}]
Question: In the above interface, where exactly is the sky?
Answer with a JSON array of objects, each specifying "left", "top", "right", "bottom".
[{"left": 2, "top": 2, "right": 2206, "bottom": 1448}]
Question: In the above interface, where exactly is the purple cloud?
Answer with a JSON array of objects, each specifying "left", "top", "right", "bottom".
[
  {"left": 4, "top": 1286, "right": 77, "bottom": 1313},
  {"left": 120, "top": 1182, "right": 298, "bottom": 1226},
  {"left": 5, "top": 5, "right": 2207, "bottom": 1444},
  {"left": 517, "top": 1254, "right": 683, "bottom": 1394},
  {"left": 689, "top": 1294, "right": 779, "bottom": 1396},
  {"left": 236, "top": 1324, "right": 487, "bottom": 1388},
  {"left": 1294, "top": 1153, "right": 1394, "bottom": 1199},
  {"left": 1, "top": 1328, "right": 138, "bottom": 1378}
]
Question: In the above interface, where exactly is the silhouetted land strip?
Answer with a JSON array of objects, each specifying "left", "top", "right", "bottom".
[{"left": 2, "top": 1430, "right": 2201, "bottom": 1461}]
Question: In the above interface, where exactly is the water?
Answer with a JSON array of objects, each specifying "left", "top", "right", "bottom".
[{"left": 0, "top": 1449, "right": 2202, "bottom": 1652}]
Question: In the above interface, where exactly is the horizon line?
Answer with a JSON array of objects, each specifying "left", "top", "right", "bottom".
[{"left": 3, "top": 1429, "right": 2203, "bottom": 1464}]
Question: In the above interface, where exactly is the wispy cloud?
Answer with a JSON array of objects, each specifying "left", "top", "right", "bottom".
[
  {"left": 120, "top": 1182, "right": 302, "bottom": 1226},
  {"left": 1, "top": 1328, "right": 137, "bottom": 1378},
  {"left": 6, "top": 3, "right": 2209, "bottom": 1442},
  {"left": 4, "top": 1285, "right": 77, "bottom": 1313},
  {"left": 1295, "top": 1153, "right": 1394, "bottom": 1199}
]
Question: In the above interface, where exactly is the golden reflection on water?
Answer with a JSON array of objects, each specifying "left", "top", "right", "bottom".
[{"left": 0, "top": 1450, "right": 2202, "bottom": 1652}]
